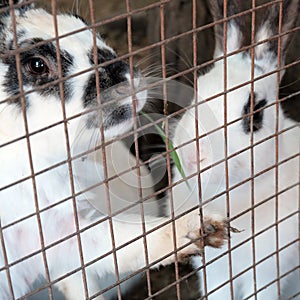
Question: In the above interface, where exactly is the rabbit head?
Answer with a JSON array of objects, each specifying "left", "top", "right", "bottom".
[
  {"left": 0, "top": 1, "right": 147, "bottom": 166},
  {"left": 173, "top": 0, "right": 299, "bottom": 190}
]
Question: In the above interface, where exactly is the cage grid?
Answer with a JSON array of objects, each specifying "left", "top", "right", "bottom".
[{"left": 0, "top": 0, "right": 299, "bottom": 299}]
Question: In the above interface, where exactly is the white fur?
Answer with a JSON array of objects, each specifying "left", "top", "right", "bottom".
[
  {"left": 168, "top": 4, "right": 300, "bottom": 300},
  {"left": 0, "top": 4, "right": 224, "bottom": 299}
]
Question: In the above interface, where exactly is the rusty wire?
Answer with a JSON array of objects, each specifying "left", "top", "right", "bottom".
[{"left": 0, "top": 0, "right": 299, "bottom": 299}]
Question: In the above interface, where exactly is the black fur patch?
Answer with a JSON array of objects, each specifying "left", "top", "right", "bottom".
[
  {"left": 89, "top": 47, "right": 117, "bottom": 65},
  {"left": 83, "top": 47, "right": 130, "bottom": 107},
  {"left": 242, "top": 93, "right": 267, "bottom": 133},
  {"left": 2, "top": 38, "right": 73, "bottom": 106},
  {"left": 0, "top": 0, "right": 33, "bottom": 15},
  {"left": 103, "top": 105, "right": 132, "bottom": 130},
  {"left": 0, "top": 0, "right": 20, "bottom": 9}
]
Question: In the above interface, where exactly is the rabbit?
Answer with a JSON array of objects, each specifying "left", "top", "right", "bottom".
[
  {"left": 0, "top": 1, "right": 228, "bottom": 299},
  {"left": 166, "top": 0, "right": 300, "bottom": 299}
]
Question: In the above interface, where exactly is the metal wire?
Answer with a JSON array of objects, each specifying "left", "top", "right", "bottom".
[
  {"left": 0, "top": 0, "right": 299, "bottom": 299},
  {"left": 249, "top": 1, "right": 258, "bottom": 298},
  {"left": 9, "top": 0, "right": 53, "bottom": 298}
]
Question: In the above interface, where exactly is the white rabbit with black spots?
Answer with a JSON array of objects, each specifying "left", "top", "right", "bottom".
[
  {"left": 0, "top": 1, "right": 228, "bottom": 299},
  {"left": 168, "top": 0, "right": 300, "bottom": 299}
]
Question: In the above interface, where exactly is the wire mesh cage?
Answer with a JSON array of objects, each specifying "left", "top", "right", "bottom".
[{"left": 0, "top": 0, "right": 299, "bottom": 299}]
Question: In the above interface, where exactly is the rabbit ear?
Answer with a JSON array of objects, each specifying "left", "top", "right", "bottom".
[
  {"left": 255, "top": 0, "right": 299, "bottom": 65},
  {"left": 209, "top": 0, "right": 246, "bottom": 57}
]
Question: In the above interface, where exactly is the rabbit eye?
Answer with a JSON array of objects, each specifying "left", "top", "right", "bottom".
[{"left": 26, "top": 57, "right": 49, "bottom": 75}]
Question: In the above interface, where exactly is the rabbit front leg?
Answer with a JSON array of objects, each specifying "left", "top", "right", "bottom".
[
  {"left": 111, "top": 211, "right": 227, "bottom": 272},
  {"left": 55, "top": 209, "right": 227, "bottom": 300}
]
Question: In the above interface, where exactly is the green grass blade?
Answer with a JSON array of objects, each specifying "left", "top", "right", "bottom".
[{"left": 141, "top": 112, "right": 191, "bottom": 190}]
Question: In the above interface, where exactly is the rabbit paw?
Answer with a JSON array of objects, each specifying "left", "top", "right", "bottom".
[
  {"left": 176, "top": 213, "right": 227, "bottom": 262},
  {"left": 202, "top": 215, "right": 228, "bottom": 248}
]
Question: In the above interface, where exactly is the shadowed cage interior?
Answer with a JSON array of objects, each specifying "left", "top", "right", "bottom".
[{"left": 0, "top": 0, "right": 299, "bottom": 299}]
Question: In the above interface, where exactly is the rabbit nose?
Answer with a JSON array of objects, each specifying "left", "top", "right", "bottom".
[
  {"left": 181, "top": 140, "right": 208, "bottom": 174},
  {"left": 185, "top": 155, "right": 206, "bottom": 173}
]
